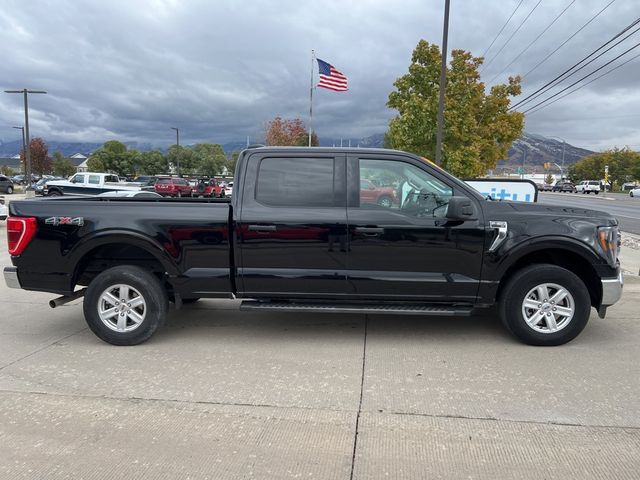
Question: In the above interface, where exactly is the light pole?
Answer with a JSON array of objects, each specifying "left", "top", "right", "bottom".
[
  {"left": 512, "top": 144, "right": 527, "bottom": 179},
  {"left": 552, "top": 162, "right": 564, "bottom": 180},
  {"left": 5, "top": 89, "right": 47, "bottom": 191},
  {"left": 12, "top": 126, "right": 26, "bottom": 174},
  {"left": 435, "top": 0, "right": 451, "bottom": 167},
  {"left": 171, "top": 127, "right": 180, "bottom": 176},
  {"left": 547, "top": 135, "right": 566, "bottom": 178}
]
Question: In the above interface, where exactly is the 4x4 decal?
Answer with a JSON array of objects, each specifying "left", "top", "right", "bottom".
[{"left": 45, "top": 216, "right": 84, "bottom": 226}]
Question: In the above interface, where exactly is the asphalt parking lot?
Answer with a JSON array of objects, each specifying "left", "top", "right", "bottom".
[{"left": 1, "top": 220, "right": 639, "bottom": 479}]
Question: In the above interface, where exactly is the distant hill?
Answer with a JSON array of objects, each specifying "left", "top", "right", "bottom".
[
  {"left": 504, "top": 133, "right": 595, "bottom": 169},
  {"left": 0, "top": 140, "right": 155, "bottom": 157},
  {"left": 0, "top": 133, "right": 594, "bottom": 168}
]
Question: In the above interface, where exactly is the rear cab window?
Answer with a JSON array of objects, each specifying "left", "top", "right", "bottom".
[{"left": 255, "top": 157, "right": 340, "bottom": 207}]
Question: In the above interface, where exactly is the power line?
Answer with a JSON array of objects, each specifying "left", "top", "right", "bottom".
[
  {"left": 525, "top": 51, "right": 640, "bottom": 115},
  {"left": 488, "top": 0, "right": 575, "bottom": 84},
  {"left": 511, "top": 17, "right": 640, "bottom": 110},
  {"left": 521, "top": 0, "right": 618, "bottom": 79},
  {"left": 482, "top": 0, "right": 544, "bottom": 72},
  {"left": 480, "top": 0, "right": 525, "bottom": 59},
  {"left": 522, "top": 41, "right": 640, "bottom": 113}
]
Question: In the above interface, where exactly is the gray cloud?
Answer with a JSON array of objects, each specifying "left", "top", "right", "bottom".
[{"left": 1, "top": 0, "right": 639, "bottom": 151}]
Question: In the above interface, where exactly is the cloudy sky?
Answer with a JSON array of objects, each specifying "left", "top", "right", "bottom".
[{"left": 1, "top": 0, "right": 639, "bottom": 150}]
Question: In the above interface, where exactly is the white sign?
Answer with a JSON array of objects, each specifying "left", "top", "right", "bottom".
[{"left": 466, "top": 179, "right": 538, "bottom": 203}]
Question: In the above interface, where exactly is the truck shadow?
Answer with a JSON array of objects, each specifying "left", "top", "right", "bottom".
[{"left": 158, "top": 301, "right": 513, "bottom": 344}]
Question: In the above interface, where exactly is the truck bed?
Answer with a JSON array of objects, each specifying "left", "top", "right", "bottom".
[{"left": 8, "top": 196, "right": 233, "bottom": 297}]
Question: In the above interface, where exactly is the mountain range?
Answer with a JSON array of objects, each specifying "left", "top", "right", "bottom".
[{"left": 0, "top": 132, "right": 595, "bottom": 168}]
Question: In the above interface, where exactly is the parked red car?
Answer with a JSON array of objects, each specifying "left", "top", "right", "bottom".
[
  {"left": 360, "top": 179, "right": 398, "bottom": 207},
  {"left": 154, "top": 177, "right": 192, "bottom": 197},
  {"left": 191, "top": 178, "right": 225, "bottom": 198}
]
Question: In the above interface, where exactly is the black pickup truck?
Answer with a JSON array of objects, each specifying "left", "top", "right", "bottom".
[{"left": 4, "top": 147, "right": 623, "bottom": 346}]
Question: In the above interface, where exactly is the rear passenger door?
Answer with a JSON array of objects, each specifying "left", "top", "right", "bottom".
[{"left": 236, "top": 152, "right": 350, "bottom": 297}]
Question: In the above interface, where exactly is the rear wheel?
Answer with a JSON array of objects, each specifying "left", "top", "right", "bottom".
[
  {"left": 499, "top": 264, "right": 591, "bottom": 346},
  {"left": 595, "top": 191, "right": 599, "bottom": 195},
  {"left": 6, "top": 185, "right": 13, "bottom": 194},
  {"left": 83, "top": 265, "right": 168, "bottom": 345},
  {"left": 48, "top": 189, "right": 62, "bottom": 196}
]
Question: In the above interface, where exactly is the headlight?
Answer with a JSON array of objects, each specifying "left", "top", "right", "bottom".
[{"left": 597, "top": 226, "right": 620, "bottom": 265}]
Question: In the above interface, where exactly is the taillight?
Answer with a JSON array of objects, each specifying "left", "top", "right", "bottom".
[{"left": 7, "top": 217, "right": 37, "bottom": 256}]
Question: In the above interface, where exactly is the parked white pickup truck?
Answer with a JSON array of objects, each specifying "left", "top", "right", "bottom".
[
  {"left": 44, "top": 172, "right": 142, "bottom": 196},
  {"left": 575, "top": 180, "right": 601, "bottom": 194}
]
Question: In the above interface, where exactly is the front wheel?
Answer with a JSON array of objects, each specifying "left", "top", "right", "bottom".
[
  {"left": 595, "top": 191, "right": 599, "bottom": 195},
  {"left": 630, "top": 192, "right": 634, "bottom": 197},
  {"left": 6, "top": 185, "right": 13, "bottom": 194},
  {"left": 499, "top": 264, "right": 591, "bottom": 346},
  {"left": 83, "top": 265, "right": 168, "bottom": 345},
  {"left": 377, "top": 196, "right": 393, "bottom": 208},
  {"left": 48, "top": 189, "right": 62, "bottom": 196}
]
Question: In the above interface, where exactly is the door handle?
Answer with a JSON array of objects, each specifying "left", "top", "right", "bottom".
[
  {"left": 355, "top": 227, "right": 384, "bottom": 235},
  {"left": 248, "top": 224, "right": 277, "bottom": 232}
]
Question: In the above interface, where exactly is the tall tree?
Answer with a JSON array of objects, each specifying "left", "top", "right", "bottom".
[
  {"left": 88, "top": 140, "right": 139, "bottom": 176},
  {"left": 192, "top": 143, "right": 227, "bottom": 176},
  {"left": 386, "top": 40, "right": 524, "bottom": 177},
  {"left": 21, "top": 137, "right": 52, "bottom": 175},
  {"left": 138, "top": 150, "right": 167, "bottom": 175},
  {"left": 52, "top": 151, "right": 76, "bottom": 177},
  {"left": 264, "top": 117, "right": 309, "bottom": 146},
  {"left": 166, "top": 145, "right": 196, "bottom": 175},
  {"left": 569, "top": 147, "right": 640, "bottom": 188}
]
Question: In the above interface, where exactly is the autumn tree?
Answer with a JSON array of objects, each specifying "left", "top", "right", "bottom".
[
  {"left": 52, "top": 151, "right": 76, "bottom": 177},
  {"left": 569, "top": 147, "right": 640, "bottom": 188},
  {"left": 264, "top": 117, "right": 317, "bottom": 146},
  {"left": 386, "top": 40, "right": 524, "bottom": 177},
  {"left": 21, "top": 137, "right": 52, "bottom": 175}
]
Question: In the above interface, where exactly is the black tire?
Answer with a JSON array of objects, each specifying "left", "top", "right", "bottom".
[
  {"left": 595, "top": 191, "right": 599, "bottom": 195},
  {"left": 499, "top": 264, "right": 591, "bottom": 346},
  {"left": 48, "top": 189, "right": 62, "bottom": 196},
  {"left": 630, "top": 192, "right": 634, "bottom": 197},
  {"left": 6, "top": 185, "right": 13, "bottom": 194},
  {"left": 377, "top": 195, "right": 393, "bottom": 208},
  {"left": 83, "top": 265, "right": 168, "bottom": 346}
]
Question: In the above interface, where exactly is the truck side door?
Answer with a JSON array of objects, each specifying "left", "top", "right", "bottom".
[
  {"left": 236, "top": 152, "right": 350, "bottom": 297},
  {"left": 346, "top": 154, "right": 485, "bottom": 302}
]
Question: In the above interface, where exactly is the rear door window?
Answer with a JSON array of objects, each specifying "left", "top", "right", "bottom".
[{"left": 256, "top": 157, "right": 338, "bottom": 207}]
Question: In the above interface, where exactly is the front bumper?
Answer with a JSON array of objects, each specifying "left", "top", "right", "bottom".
[
  {"left": 4, "top": 267, "right": 21, "bottom": 289},
  {"left": 601, "top": 270, "right": 623, "bottom": 306}
]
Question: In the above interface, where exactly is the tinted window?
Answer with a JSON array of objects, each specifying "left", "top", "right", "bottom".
[
  {"left": 256, "top": 157, "right": 336, "bottom": 207},
  {"left": 157, "top": 178, "right": 170, "bottom": 184},
  {"left": 358, "top": 159, "right": 453, "bottom": 218},
  {"left": 0, "top": 176, "right": 7, "bottom": 182},
  {"left": 73, "top": 175, "right": 85, "bottom": 184},
  {"left": 105, "top": 175, "right": 119, "bottom": 183}
]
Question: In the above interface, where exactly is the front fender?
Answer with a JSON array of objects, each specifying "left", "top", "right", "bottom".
[{"left": 489, "top": 235, "right": 603, "bottom": 280}]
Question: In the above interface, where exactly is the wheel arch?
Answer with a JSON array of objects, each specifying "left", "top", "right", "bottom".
[
  {"left": 69, "top": 230, "right": 179, "bottom": 289},
  {"left": 496, "top": 246, "right": 602, "bottom": 308}
]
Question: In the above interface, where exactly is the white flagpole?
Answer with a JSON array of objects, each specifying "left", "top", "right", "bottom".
[{"left": 309, "top": 50, "right": 314, "bottom": 147}]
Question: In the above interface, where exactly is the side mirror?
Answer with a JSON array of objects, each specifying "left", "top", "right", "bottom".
[{"left": 446, "top": 196, "right": 476, "bottom": 221}]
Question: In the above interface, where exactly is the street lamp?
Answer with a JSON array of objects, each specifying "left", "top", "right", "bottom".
[
  {"left": 171, "top": 127, "right": 180, "bottom": 176},
  {"left": 12, "top": 126, "right": 26, "bottom": 174},
  {"left": 547, "top": 135, "right": 566, "bottom": 178},
  {"left": 5, "top": 89, "right": 47, "bottom": 191},
  {"left": 512, "top": 144, "right": 527, "bottom": 179}
]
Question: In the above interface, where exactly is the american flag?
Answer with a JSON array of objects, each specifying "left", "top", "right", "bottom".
[{"left": 316, "top": 58, "right": 348, "bottom": 92}]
